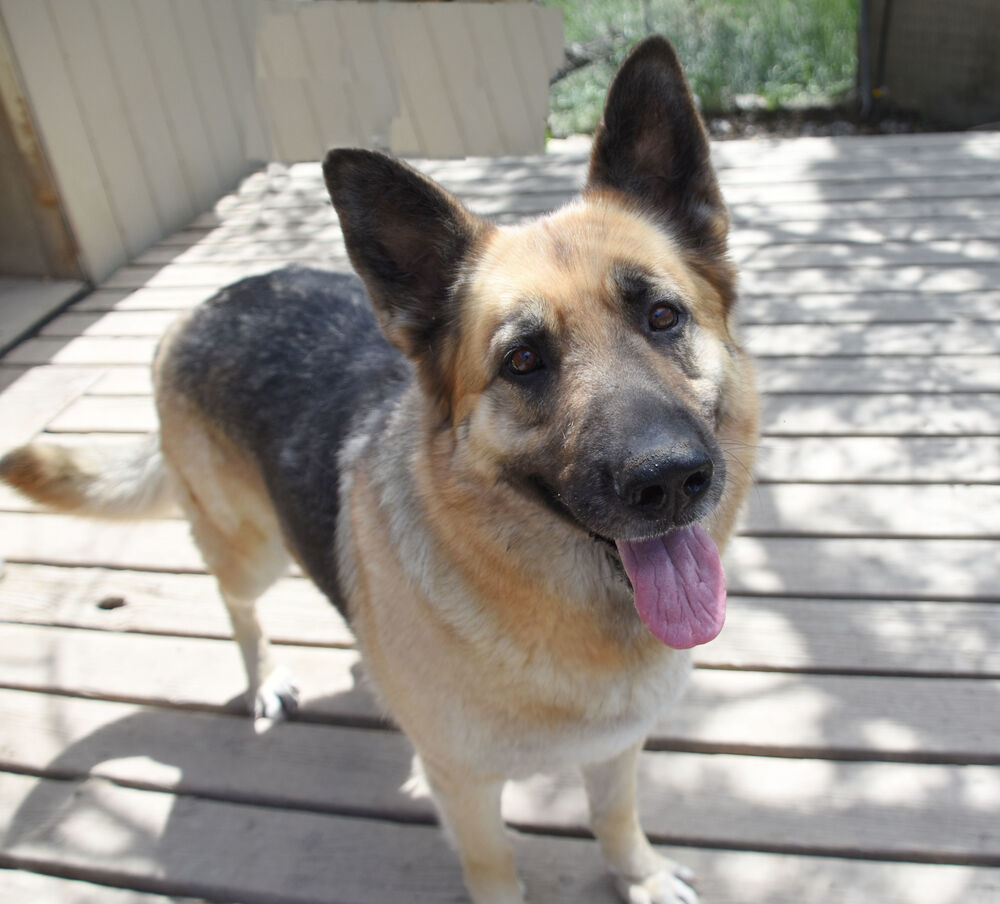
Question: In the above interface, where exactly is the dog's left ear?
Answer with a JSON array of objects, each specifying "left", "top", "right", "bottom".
[
  {"left": 323, "top": 149, "right": 487, "bottom": 365},
  {"left": 587, "top": 36, "right": 729, "bottom": 262}
]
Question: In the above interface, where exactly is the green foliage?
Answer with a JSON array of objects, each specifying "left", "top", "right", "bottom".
[{"left": 545, "top": 0, "right": 859, "bottom": 136}]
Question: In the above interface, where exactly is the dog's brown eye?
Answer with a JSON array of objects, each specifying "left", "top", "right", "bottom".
[
  {"left": 506, "top": 346, "right": 542, "bottom": 376},
  {"left": 648, "top": 303, "right": 681, "bottom": 331}
]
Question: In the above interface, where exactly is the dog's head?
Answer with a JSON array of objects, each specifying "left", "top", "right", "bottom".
[{"left": 324, "top": 37, "right": 757, "bottom": 648}]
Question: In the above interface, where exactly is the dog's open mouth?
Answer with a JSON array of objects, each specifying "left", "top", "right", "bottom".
[
  {"left": 614, "top": 526, "right": 726, "bottom": 649},
  {"left": 522, "top": 475, "right": 726, "bottom": 649}
]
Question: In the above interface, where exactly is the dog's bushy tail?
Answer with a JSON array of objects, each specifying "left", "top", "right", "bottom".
[{"left": 0, "top": 435, "right": 174, "bottom": 519}]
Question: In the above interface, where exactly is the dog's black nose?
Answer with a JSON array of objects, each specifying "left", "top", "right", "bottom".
[{"left": 617, "top": 446, "right": 714, "bottom": 520}]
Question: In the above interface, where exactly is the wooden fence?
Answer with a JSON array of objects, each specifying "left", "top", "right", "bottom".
[{"left": 0, "top": 0, "right": 562, "bottom": 283}]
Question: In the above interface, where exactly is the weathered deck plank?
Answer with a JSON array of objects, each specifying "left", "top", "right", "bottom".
[
  {"left": 3, "top": 637, "right": 1000, "bottom": 763},
  {"left": 39, "top": 389, "right": 1000, "bottom": 437},
  {"left": 2, "top": 562, "right": 1000, "bottom": 677},
  {"left": 5, "top": 771, "right": 997, "bottom": 904},
  {"left": 1, "top": 561, "right": 998, "bottom": 680},
  {"left": 1, "top": 130, "right": 999, "bottom": 902},
  {"left": 8, "top": 348, "right": 999, "bottom": 395},
  {"left": 35, "top": 308, "right": 1000, "bottom": 357},
  {"left": 2, "top": 689, "right": 999, "bottom": 869},
  {"left": 0, "top": 870, "right": 197, "bottom": 904},
  {"left": 2, "top": 509, "right": 995, "bottom": 599}
]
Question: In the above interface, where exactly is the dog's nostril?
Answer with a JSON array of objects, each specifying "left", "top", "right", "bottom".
[
  {"left": 636, "top": 484, "right": 667, "bottom": 509},
  {"left": 682, "top": 466, "right": 712, "bottom": 500}
]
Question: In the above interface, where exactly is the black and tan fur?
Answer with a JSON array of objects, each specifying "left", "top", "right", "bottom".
[{"left": 1, "top": 38, "right": 758, "bottom": 904}]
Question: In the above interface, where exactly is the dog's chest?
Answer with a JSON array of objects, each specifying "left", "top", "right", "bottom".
[
  {"left": 522, "top": 658, "right": 691, "bottom": 777},
  {"left": 446, "top": 642, "right": 694, "bottom": 778}
]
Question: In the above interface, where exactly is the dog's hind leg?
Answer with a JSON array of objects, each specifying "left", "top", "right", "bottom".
[
  {"left": 181, "top": 478, "right": 299, "bottom": 730},
  {"left": 158, "top": 403, "right": 298, "bottom": 731},
  {"left": 180, "top": 475, "right": 299, "bottom": 732},
  {"left": 219, "top": 587, "right": 299, "bottom": 732},
  {"left": 582, "top": 742, "right": 699, "bottom": 904}
]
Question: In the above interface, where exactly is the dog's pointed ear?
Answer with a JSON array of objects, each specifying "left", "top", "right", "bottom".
[
  {"left": 323, "top": 149, "right": 487, "bottom": 362},
  {"left": 587, "top": 36, "right": 729, "bottom": 258}
]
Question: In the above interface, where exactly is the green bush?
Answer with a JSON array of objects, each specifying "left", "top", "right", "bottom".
[{"left": 545, "top": 0, "right": 859, "bottom": 136}]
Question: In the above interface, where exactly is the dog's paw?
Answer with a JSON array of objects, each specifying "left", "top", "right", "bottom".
[
  {"left": 614, "top": 863, "right": 698, "bottom": 904},
  {"left": 252, "top": 666, "right": 300, "bottom": 734}
]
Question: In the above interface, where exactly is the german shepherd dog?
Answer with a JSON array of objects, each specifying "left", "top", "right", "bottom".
[{"left": 2, "top": 37, "right": 757, "bottom": 904}]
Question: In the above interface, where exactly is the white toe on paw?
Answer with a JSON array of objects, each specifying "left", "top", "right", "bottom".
[
  {"left": 252, "top": 667, "right": 300, "bottom": 733},
  {"left": 616, "top": 866, "right": 699, "bottom": 904}
]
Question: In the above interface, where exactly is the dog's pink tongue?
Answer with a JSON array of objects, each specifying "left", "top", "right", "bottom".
[{"left": 615, "top": 525, "right": 726, "bottom": 649}]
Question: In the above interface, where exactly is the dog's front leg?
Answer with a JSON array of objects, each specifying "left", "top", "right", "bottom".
[
  {"left": 582, "top": 743, "right": 699, "bottom": 904},
  {"left": 423, "top": 762, "right": 524, "bottom": 904}
]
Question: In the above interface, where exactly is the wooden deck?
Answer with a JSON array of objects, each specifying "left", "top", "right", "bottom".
[{"left": 1, "top": 131, "right": 999, "bottom": 903}]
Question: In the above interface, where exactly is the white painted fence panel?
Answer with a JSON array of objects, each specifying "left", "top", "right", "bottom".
[
  {"left": 0, "top": 0, "right": 563, "bottom": 282},
  {"left": 254, "top": 1, "right": 564, "bottom": 159}
]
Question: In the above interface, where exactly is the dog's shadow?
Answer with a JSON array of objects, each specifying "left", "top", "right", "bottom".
[
  {"left": 4, "top": 662, "right": 610, "bottom": 901},
  {"left": 4, "top": 663, "right": 435, "bottom": 893}
]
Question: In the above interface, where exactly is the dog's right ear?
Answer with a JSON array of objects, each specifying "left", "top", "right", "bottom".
[{"left": 323, "top": 149, "right": 488, "bottom": 365}]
